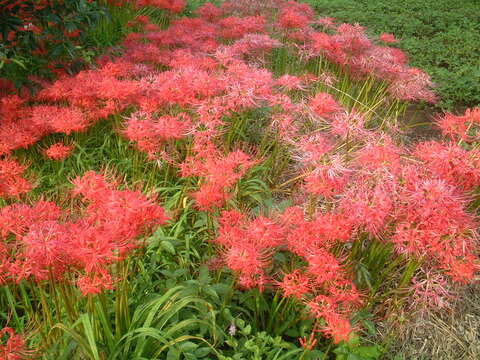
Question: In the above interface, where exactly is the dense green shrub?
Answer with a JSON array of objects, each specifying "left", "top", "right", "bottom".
[
  {"left": 0, "top": 0, "right": 138, "bottom": 90},
  {"left": 304, "top": 0, "right": 480, "bottom": 109}
]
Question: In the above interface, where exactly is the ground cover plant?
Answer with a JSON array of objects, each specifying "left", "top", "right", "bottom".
[
  {"left": 303, "top": 0, "right": 480, "bottom": 110},
  {"left": 0, "top": 0, "right": 479, "bottom": 359}
]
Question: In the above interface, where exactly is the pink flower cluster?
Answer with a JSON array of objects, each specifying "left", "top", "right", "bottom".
[
  {"left": 45, "top": 142, "right": 74, "bottom": 160},
  {"left": 0, "top": 327, "right": 29, "bottom": 360},
  {"left": 305, "top": 23, "right": 436, "bottom": 102},
  {"left": 179, "top": 139, "right": 256, "bottom": 211},
  {"left": 0, "top": 157, "right": 32, "bottom": 199},
  {"left": 0, "top": 0, "right": 435, "bottom": 158},
  {"left": 215, "top": 207, "right": 360, "bottom": 343},
  {"left": 296, "top": 100, "right": 480, "bottom": 284},
  {"left": 436, "top": 107, "right": 480, "bottom": 143},
  {"left": 0, "top": 171, "right": 168, "bottom": 295}
]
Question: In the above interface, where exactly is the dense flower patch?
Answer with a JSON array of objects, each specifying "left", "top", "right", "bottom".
[
  {"left": 0, "top": 0, "right": 478, "bottom": 357},
  {"left": 0, "top": 171, "right": 168, "bottom": 294}
]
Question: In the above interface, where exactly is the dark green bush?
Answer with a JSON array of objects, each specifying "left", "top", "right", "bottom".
[{"left": 0, "top": 0, "right": 135, "bottom": 89}]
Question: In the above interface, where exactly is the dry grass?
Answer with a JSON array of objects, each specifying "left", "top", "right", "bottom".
[{"left": 380, "top": 284, "right": 480, "bottom": 359}]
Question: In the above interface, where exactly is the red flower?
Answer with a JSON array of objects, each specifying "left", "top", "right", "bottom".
[
  {"left": 436, "top": 107, "right": 480, "bottom": 142},
  {"left": 309, "top": 92, "right": 342, "bottom": 119},
  {"left": 0, "top": 158, "right": 32, "bottom": 199},
  {"left": 278, "top": 2, "right": 314, "bottom": 30},
  {"left": 355, "top": 137, "right": 402, "bottom": 174},
  {"left": 379, "top": 33, "right": 397, "bottom": 43},
  {"left": 0, "top": 327, "right": 29, "bottom": 360},
  {"left": 45, "top": 142, "right": 74, "bottom": 160},
  {"left": 196, "top": 2, "right": 222, "bottom": 21},
  {"left": 77, "top": 270, "right": 114, "bottom": 296},
  {"left": 304, "top": 159, "right": 349, "bottom": 198},
  {"left": 278, "top": 270, "right": 311, "bottom": 299},
  {"left": 218, "top": 16, "right": 266, "bottom": 39},
  {"left": 180, "top": 143, "right": 256, "bottom": 211}
]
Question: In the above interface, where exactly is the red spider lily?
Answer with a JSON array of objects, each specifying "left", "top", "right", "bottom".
[
  {"left": 307, "top": 248, "right": 344, "bottom": 284},
  {"left": 45, "top": 142, "right": 74, "bottom": 160},
  {"left": 134, "top": 15, "right": 150, "bottom": 25},
  {"left": 0, "top": 172, "right": 168, "bottom": 293},
  {"left": 0, "top": 327, "right": 31, "bottom": 360},
  {"left": 192, "top": 182, "right": 232, "bottom": 212},
  {"left": 196, "top": 2, "right": 222, "bottom": 21},
  {"left": 447, "top": 256, "right": 478, "bottom": 284},
  {"left": 179, "top": 142, "right": 257, "bottom": 211},
  {"left": 388, "top": 67, "right": 437, "bottom": 103},
  {"left": 294, "top": 133, "right": 334, "bottom": 165},
  {"left": 77, "top": 269, "right": 115, "bottom": 296},
  {"left": 30, "top": 105, "right": 89, "bottom": 135},
  {"left": 21, "top": 221, "right": 70, "bottom": 281},
  {"left": 270, "top": 113, "right": 299, "bottom": 140},
  {"left": 275, "top": 74, "right": 305, "bottom": 91},
  {"left": 215, "top": 209, "right": 284, "bottom": 289},
  {"left": 316, "top": 17, "right": 336, "bottom": 29},
  {"left": 123, "top": 111, "right": 193, "bottom": 159},
  {"left": 336, "top": 23, "right": 373, "bottom": 56},
  {"left": 0, "top": 201, "right": 61, "bottom": 240},
  {"left": 1, "top": 0, "right": 479, "bottom": 346},
  {"left": 0, "top": 0, "right": 437, "bottom": 160},
  {"left": 330, "top": 110, "right": 371, "bottom": 141},
  {"left": 299, "top": 330, "right": 318, "bottom": 350},
  {"left": 215, "top": 206, "right": 361, "bottom": 342},
  {"left": 391, "top": 174, "right": 478, "bottom": 278},
  {"left": 225, "top": 244, "right": 271, "bottom": 281},
  {"left": 306, "top": 24, "right": 435, "bottom": 102},
  {"left": 322, "top": 312, "right": 354, "bottom": 343},
  {"left": 304, "top": 162, "right": 350, "bottom": 199},
  {"left": 218, "top": 16, "right": 266, "bottom": 40},
  {"left": 379, "top": 33, "right": 397, "bottom": 43},
  {"left": 436, "top": 107, "right": 480, "bottom": 142},
  {"left": 306, "top": 294, "right": 358, "bottom": 343},
  {"left": 0, "top": 158, "right": 33, "bottom": 199},
  {"left": 339, "top": 171, "right": 397, "bottom": 235},
  {"left": 409, "top": 270, "right": 456, "bottom": 313},
  {"left": 231, "top": 34, "right": 282, "bottom": 59},
  {"left": 414, "top": 140, "right": 480, "bottom": 192},
  {"left": 355, "top": 137, "right": 403, "bottom": 175},
  {"left": 278, "top": 1, "right": 314, "bottom": 30},
  {"left": 309, "top": 92, "right": 342, "bottom": 120},
  {"left": 278, "top": 270, "right": 312, "bottom": 300}
]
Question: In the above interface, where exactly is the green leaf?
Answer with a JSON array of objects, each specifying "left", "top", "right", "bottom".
[
  {"left": 194, "top": 347, "right": 211, "bottom": 357},
  {"left": 178, "top": 341, "right": 198, "bottom": 352},
  {"left": 347, "top": 354, "right": 363, "bottom": 360},
  {"left": 363, "top": 320, "right": 376, "bottom": 337},
  {"left": 242, "top": 325, "right": 252, "bottom": 336},
  {"left": 11, "top": 58, "right": 26, "bottom": 69},
  {"left": 167, "top": 347, "right": 181, "bottom": 360},
  {"left": 161, "top": 240, "right": 176, "bottom": 255},
  {"left": 356, "top": 346, "right": 382, "bottom": 358}
]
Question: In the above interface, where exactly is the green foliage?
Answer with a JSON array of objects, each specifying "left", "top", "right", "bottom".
[
  {"left": 304, "top": 0, "right": 480, "bottom": 109},
  {"left": 0, "top": 0, "right": 113, "bottom": 86},
  {"left": 334, "top": 336, "right": 382, "bottom": 360},
  {"left": 219, "top": 331, "right": 308, "bottom": 360}
]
